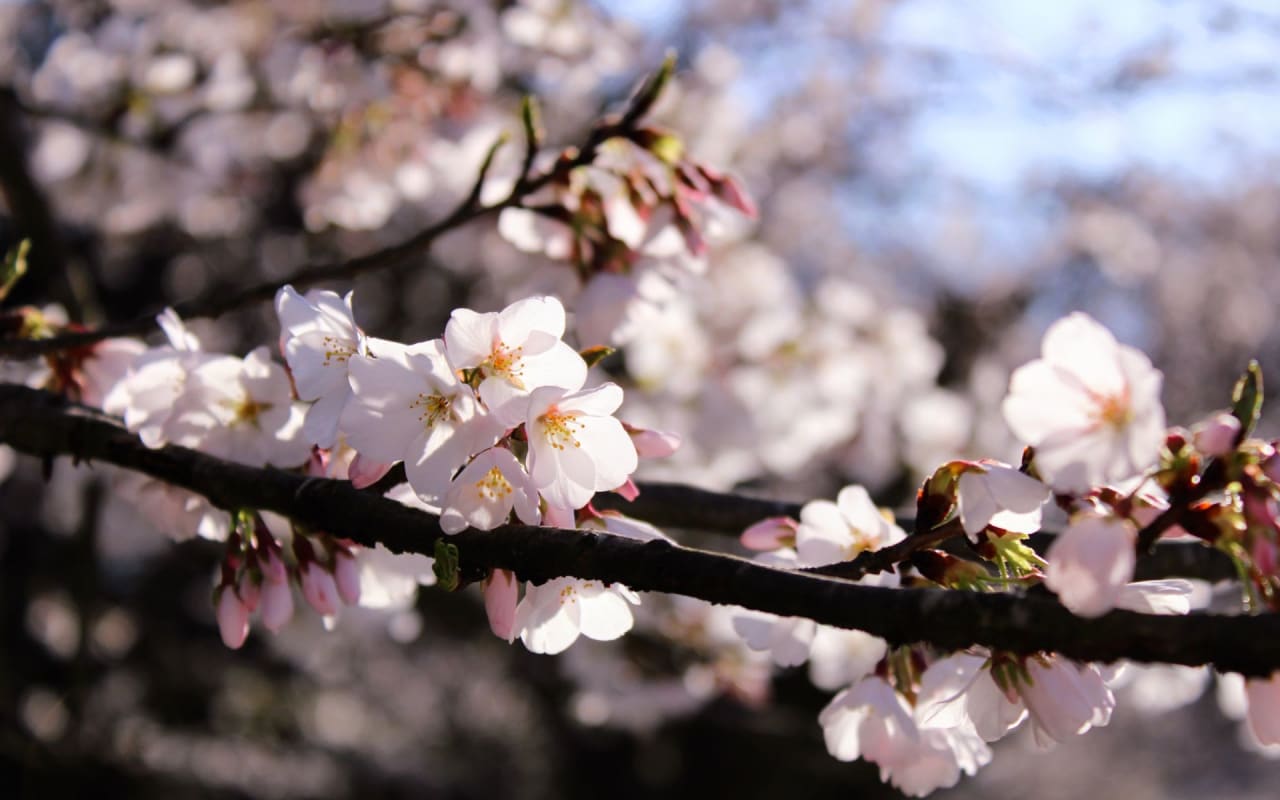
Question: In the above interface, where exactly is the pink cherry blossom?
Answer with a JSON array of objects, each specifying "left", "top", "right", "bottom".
[
  {"left": 1018, "top": 656, "right": 1115, "bottom": 748},
  {"left": 164, "top": 347, "right": 310, "bottom": 468},
  {"left": 300, "top": 562, "right": 340, "bottom": 617},
  {"left": 259, "top": 574, "right": 294, "bottom": 633},
  {"left": 333, "top": 550, "right": 361, "bottom": 606}
]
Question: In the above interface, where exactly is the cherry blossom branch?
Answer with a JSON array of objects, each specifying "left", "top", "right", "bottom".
[
  {"left": 0, "top": 60, "right": 676, "bottom": 360},
  {"left": 0, "top": 383, "right": 1271, "bottom": 674}
]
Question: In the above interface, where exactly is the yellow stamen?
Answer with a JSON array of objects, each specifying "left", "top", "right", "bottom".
[{"left": 538, "top": 408, "right": 584, "bottom": 451}]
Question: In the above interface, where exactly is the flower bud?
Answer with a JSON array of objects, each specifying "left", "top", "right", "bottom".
[
  {"left": 483, "top": 569, "right": 519, "bottom": 643},
  {"left": 261, "top": 548, "right": 288, "bottom": 584},
  {"left": 348, "top": 452, "right": 394, "bottom": 489},
  {"left": 216, "top": 587, "right": 249, "bottom": 650},
  {"left": 740, "top": 516, "right": 798, "bottom": 551},
  {"left": 1192, "top": 413, "right": 1241, "bottom": 458},
  {"left": 300, "top": 562, "right": 339, "bottom": 617},
  {"left": 260, "top": 576, "right": 294, "bottom": 632},
  {"left": 627, "top": 426, "right": 682, "bottom": 459},
  {"left": 237, "top": 571, "right": 261, "bottom": 613},
  {"left": 333, "top": 551, "right": 361, "bottom": 606}
]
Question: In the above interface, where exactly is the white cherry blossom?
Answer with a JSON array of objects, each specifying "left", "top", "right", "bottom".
[
  {"left": 1002, "top": 312, "right": 1166, "bottom": 493},
  {"left": 795, "top": 485, "right": 906, "bottom": 579},
  {"left": 164, "top": 347, "right": 310, "bottom": 468},
  {"left": 439, "top": 446, "right": 541, "bottom": 534},
  {"left": 954, "top": 460, "right": 1050, "bottom": 540},
  {"left": 275, "top": 285, "right": 370, "bottom": 448},
  {"left": 525, "top": 382, "right": 638, "bottom": 510},
  {"left": 341, "top": 339, "right": 502, "bottom": 503},
  {"left": 444, "top": 295, "right": 588, "bottom": 427},
  {"left": 515, "top": 577, "right": 640, "bottom": 655}
]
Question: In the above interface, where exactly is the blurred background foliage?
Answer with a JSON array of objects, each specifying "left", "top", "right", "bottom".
[{"left": 2, "top": 0, "right": 1280, "bottom": 797}]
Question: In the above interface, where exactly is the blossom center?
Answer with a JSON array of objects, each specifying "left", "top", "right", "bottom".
[
  {"left": 230, "top": 395, "right": 273, "bottom": 428},
  {"left": 485, "top": 342, "right": 526, "bottom": 388},
  {"left": 538, "top": 408, "right": 583, "bottom": 450},
  {"left": 411, "top": 392, "right": 453, "bottom": 429},
  {"left": 475, "top": 466, "right": 514, "bottom": 501},
  {"left": 1091, "top": 390, "right": 1133, "bottom": 429},
  {"left": 321, "top": 335, "right": 356, "bottom": 367}
]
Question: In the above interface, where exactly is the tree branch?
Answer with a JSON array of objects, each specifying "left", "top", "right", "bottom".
[{"left": 0, "top": 383, "right": 1274, "bottom": 675}]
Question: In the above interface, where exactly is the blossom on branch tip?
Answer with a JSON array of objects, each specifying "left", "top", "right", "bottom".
[{"left": 1002, "top": 312, "right": 1166, "bottom": 493}]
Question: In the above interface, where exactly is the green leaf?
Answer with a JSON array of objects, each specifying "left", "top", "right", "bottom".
[
  {"left": 579, "top": 345, "right": 615, "bottom": 369},
  {"left": 433, "top": 539, "right": 461, "bottom": 592},
  {"left": 0, "top": 239, "right": 30, "bottom": 303},
  {"left": 623, "top": 51, "right": 677, "bottom": 126},
  {"left": 1230, "top": 360, "right": 1263, "bottom": 440},
  {"left": 520, "top": 95, "right": 543, "bottom": 152}
]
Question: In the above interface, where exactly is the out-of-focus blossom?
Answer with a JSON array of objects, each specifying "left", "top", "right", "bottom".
[
  {"left": 1044, "top": 511, "right": 1137, "bottom": 617},
  {"left": 1003, "top": 313, "right": 1166, "bottom": 493}
]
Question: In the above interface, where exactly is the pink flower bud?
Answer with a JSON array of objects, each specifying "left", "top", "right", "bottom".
[
  {"left": 261, "top": 548, "right": 288, "bottom": 584},
  {"left": 348, "top": 453, "right": 394, "bottom": 489},
  {"left": 237, "top": 572, "right": 261, "bottom": 613},
  {"left": 216, "top": 587, "right": 249, "bottom": 650},
  {"left": 713, "top": 173, "right": 758, "bottom": 219},
  {"left": 260, "top": 576, "right": 294, "bottom": 632},
  {"left": 1191, "top": 413, "right": 1241, "bottom": 458},
  {"left": 333, "top": 551, "right": 361, "bottom": 606},
  {"left": 483, "top": 569, "right": 519, "bottom": 642},
  {"left": 740, "top": 516, "right": 799, "bottom": 551},
  {"left": 629, "top": 427, "right": 681, "bottom": 459},
  {"left": 300, "top": 562, "right": 339, "bottom": 617}
]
